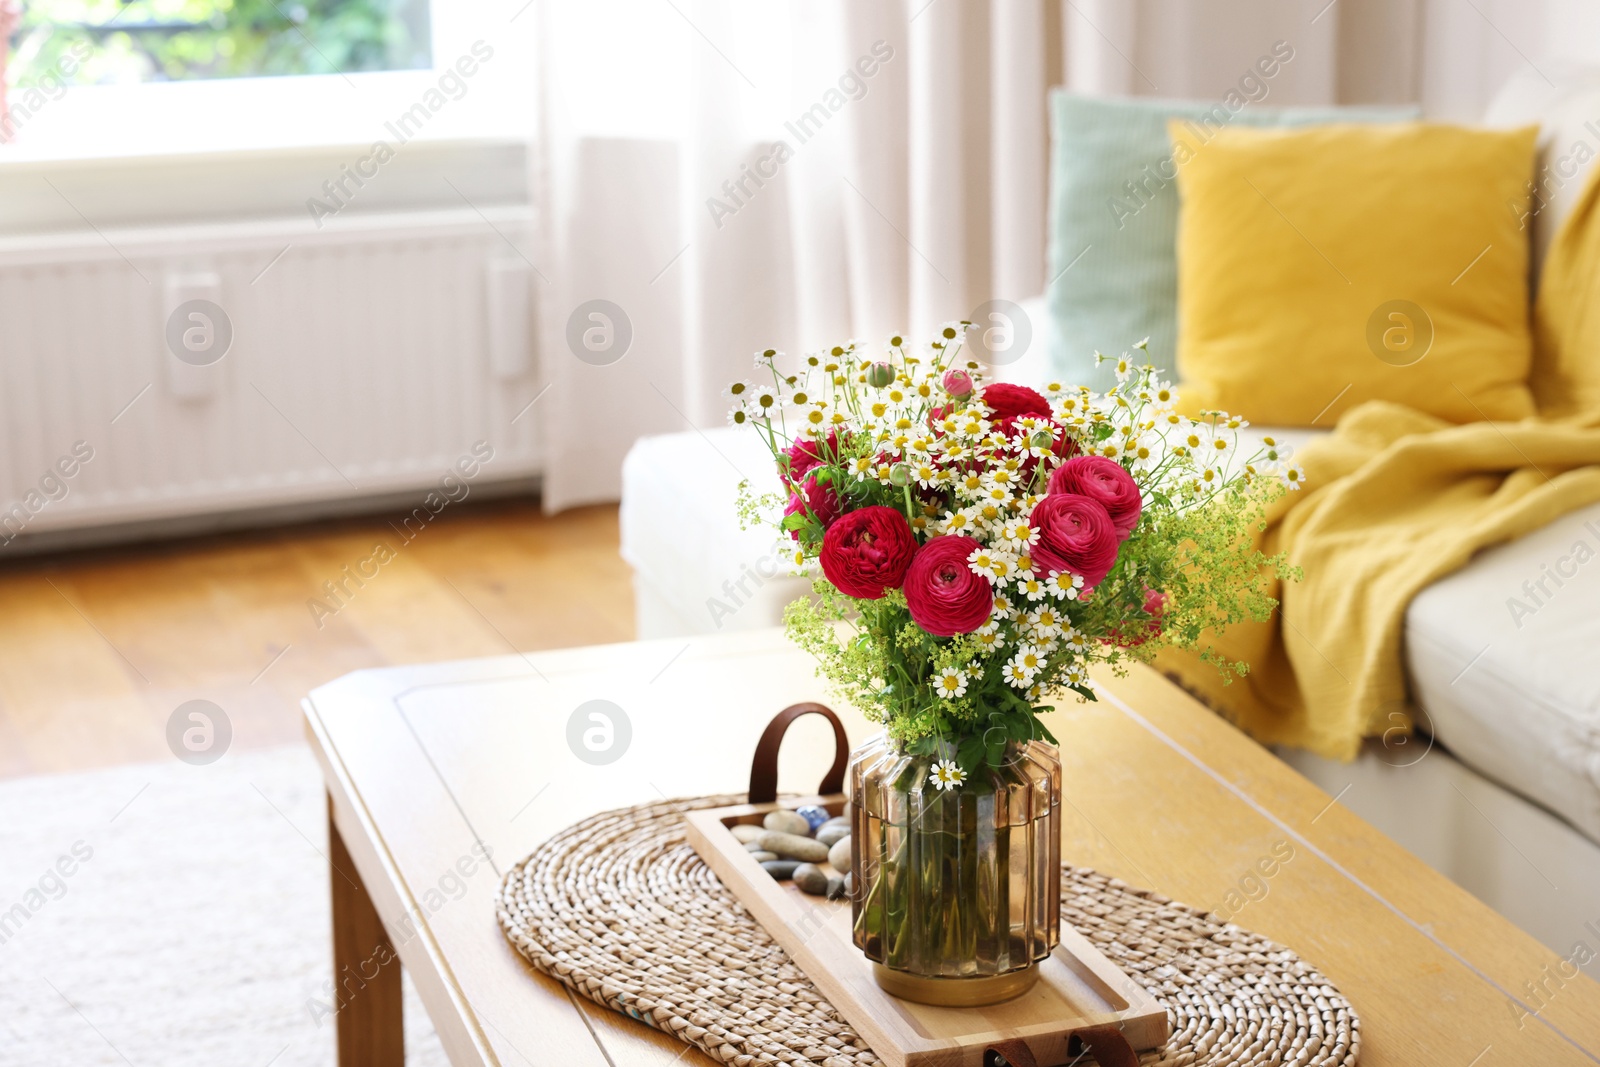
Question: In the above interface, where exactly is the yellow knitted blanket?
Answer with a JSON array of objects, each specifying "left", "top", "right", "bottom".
[{"left": 1157, "top": 168, "right": 1600, "bottom": 760}]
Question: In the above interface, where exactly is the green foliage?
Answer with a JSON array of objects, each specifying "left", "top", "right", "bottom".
[{"left": 10, "top": 0, "right": 429, "bottom": 86}]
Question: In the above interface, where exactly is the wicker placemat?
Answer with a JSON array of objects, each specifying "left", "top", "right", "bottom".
[{"left": 496, "top": 795, "right": 1360, "bottom": 1067}]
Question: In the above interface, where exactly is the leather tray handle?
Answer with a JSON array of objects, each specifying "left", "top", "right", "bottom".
[
  {"left": 748, "top": 702, "right": 851, "bottom": 804},
  {"left": 985, "top": 1025, "right": 1139, "bottom": 1067}
]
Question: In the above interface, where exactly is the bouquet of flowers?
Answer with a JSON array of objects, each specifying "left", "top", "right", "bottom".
[{"left": 731, "top": 323, "right": 1297, "bottom": 787}]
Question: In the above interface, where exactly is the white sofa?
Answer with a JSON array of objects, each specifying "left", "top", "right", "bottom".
[{"left": 619, "top": 70, "right": 1600, "bottom": 962}]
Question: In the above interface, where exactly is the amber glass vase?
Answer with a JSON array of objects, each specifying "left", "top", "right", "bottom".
[{"left": 847, "top": 735, "right": 1061, "bottom": 1006}]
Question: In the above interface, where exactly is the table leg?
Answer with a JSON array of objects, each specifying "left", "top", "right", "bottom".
[{"left": 329, "top": 795, "right": 405, "bottom": 1067}]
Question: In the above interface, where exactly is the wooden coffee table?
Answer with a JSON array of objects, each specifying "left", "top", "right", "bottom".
[{"left": 303, "top": 628, "right": 1600, "bottom": 1066}]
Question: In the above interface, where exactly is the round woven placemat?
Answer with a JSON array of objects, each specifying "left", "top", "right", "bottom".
[{"left": 496, "top": 795, "right": 1360, "bottom": 1067}]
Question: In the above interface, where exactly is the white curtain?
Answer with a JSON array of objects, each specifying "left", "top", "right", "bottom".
[{"left": 529, "top": 0, "right": 1600, "bottom": 512}]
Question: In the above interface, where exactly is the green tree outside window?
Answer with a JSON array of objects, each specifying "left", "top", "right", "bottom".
[{"left": 7, "top": 0, "right": 431, "bottom": 86}]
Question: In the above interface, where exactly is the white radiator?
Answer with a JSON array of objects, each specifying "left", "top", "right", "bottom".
[{"left": 0, "top": 207, "right": 543, "bottom": 548}]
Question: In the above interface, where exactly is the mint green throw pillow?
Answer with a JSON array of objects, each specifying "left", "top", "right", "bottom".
[{"left": 1045, "top": 93, "right": 1418, "bottom": 391}]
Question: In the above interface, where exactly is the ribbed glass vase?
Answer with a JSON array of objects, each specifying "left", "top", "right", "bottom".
[{"left": 847, "top": 734, "right": 1061, "bottom": 1006}]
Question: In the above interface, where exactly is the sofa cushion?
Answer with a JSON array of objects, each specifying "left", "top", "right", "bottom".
[
  {"left": 1169, "top": 121, "right": 1540, "bottom": 428},
  {"left": 1405, "top": 501, "right": 1600, "bottom": 843}
]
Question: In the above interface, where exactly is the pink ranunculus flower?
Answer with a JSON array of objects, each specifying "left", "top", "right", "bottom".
[
  {"left": 1048, "top": 455, "right": 1143, "bottom": 539},
  {"left": 1105, "top": 587, "right": 1168, "bottom": 648},
  {"left": 903, "top": 535, "right": 994, "bottom": 636},
  {"left": 818, "top": 505, "right": 917, "bottom": 598},
  {"left": 942, "top": 368, "right": 975, "bottom": 400},
  {"left": 1029, "top": 493, "right": 1121, "bottom": 589},
  {"left": 780, "top": 429, "right": 846, "bottom": 485},
  {"left": 783, "top": 471, "right": 841, "bottom": 540},
  {"left": 979, "top": 383, "right": 1051, "bottom": 422}
]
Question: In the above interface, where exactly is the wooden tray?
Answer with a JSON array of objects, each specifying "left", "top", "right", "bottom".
[{"left": 684, "top": 792, "right": 1170, "bottom": 1067}]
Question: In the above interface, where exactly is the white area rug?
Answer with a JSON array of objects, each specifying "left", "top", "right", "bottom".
[{"left": 0, "top": 746, "right": 448, "bottom": 1066}]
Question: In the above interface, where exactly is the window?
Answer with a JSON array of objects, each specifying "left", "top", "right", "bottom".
[{"left": 10, "top": 0, "right": 431, "bottom": 86}]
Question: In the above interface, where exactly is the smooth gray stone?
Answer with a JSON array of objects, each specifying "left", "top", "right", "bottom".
[
  {"left": 730, "top": 824, "right": 764, "bottom": 844},
  {"left": 827, "top": 836, "right": 852, "bottom": 874},
  {"left": 793, "top": 863, "right": 829, "bottom": 895},
  {"left": 825, "top": 875, "right": 847, "bottom": 900},
  {"left": 747, "top": 850, "right": 778, "bottom": 863},
  {"left": 816, "top": 824, "right": 850, "bottom": 848},
  {"left": 743, "top": 841, "right": 769, "bottom": 852},
  {"left": 756, "top": 830, "right": 830, "bottom": 863},
  {"left": 763, "top": 810, "right": 813, "bottom": 837},
  {"left": 761, "top": 860, "right": 801, "bottom": 880},
  {"left": 820, "top": 815, "right": 850, "bottom": 831}
]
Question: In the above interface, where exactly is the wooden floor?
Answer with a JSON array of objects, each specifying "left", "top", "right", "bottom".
[{"left": 0, "top": 500, "right": 634, "bottom": 780}]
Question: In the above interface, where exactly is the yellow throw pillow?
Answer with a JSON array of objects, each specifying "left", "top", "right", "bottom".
[{"left": 1170, "top": 121, "right": 1539, "bottom": 426}]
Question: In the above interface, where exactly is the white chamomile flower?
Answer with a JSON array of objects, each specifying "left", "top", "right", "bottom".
[
  {"left": 1284, "top": 462, "right": 1305, "bottom": 490},
  {"left": 953, "top": 471, "right": 985, "bottom": 496},
  {"left": 939, "top": 509, "right": 975, "bottom": 536},
  {"left": 750, "top": 385, "right": 780, "bottom": 416},
  {"left": 724, "top": 380, "right": 753, "bottom": 404},
  {"left": 987, "top": 553, "right": 1016, "bottom": 585},
  {"left": 1045, "top": 571, "right": 1085, "bottom": 601},
  {"left": 727, "top": 407, "right": 751, "bottom": 427},
  {"left": 1064, "top": 629, "right": 1091, "bottom": 652},
  {"left": 911, "top": 460, "right": 943, "bottom": 488},
  {"left": 1001, "top": 661, "right": 1033, "bottom": 688},
  {"left": 974, "top": 629, "right": 1000, "bottom": 651},
  {"left": 1000, "top": 519, "right": 1038, "bottom": 550},
  {"left": 972, "top": 501, "right": 1006, "bottom": 528},
  {"left": 1011, "top": 645, "right": 1046, "bottom": 677},
  {"left": 1064, "top": 664, "right": 1089, "bottom": 687},
  {"left": 929, "top": 759, "right": 967, "bottom": 791},
  {"left": 1027, "top": 607, "right": 1064, "bottom": 639},
  {"left": 991, "top": 592, "right": 1018, "bottom": 619},
  {"left": 982, "top": 468, "right": 1022, "bottom": 494},
  {"left": 1016, "top": 575, "right": 1047, "bottom": 602},
  {"left": 934, "top": 667, "right": 968, "bottom": 699},
  {"left": 967, "top": 546, "right": 1006, "bottom": 582}
]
